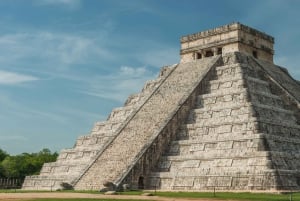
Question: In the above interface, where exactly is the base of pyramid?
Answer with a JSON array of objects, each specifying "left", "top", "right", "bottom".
[{"left": 146, "top": 170, "right": 300, "bottom": 191}]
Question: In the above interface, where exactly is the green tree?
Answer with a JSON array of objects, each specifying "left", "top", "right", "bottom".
[
  {"left": 1, "top": 156, "right": 20, "bottom": 177},
  {"left": 0, "top": 148, "right": 8, "bottom": 162},
  {"left": 0, "top": 148, "right": 9, "bottom": 177},
  {"left": 0, "top": 148, "right": 58, "bottom": 178}
]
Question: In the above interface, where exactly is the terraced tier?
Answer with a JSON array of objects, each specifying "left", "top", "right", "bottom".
[{"left": 147, "top": 53, "right": 300, "bottom": 191}]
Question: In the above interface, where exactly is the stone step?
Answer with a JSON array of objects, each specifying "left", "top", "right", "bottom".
[
  {"left": 56, "top": 151, "right": 98, "bottom": 162},
  {"left": 253, "top": 104, "right": 296, "bottom": 123},
  {"left": 199, "top": 86, "right": 278, "bottom": 104},
  {"left": 173, "top": 133, "right": 262, "bottom": 145},
  {"left": 209, "top": 75, "right": 244, "bottom": 84},
  {"left": 200, "top": 88, "right": 271, "bottom": 113},
  {"left": 74, "top": 135, "right": 114, "bottom": 148},
  {"left": 147, "top": 171, "right": 298, "bottom": 191},
  {"left": 181, "top": 118, "right": 300, "bottom": 142},
  {"left": 213, "top": 63, "right": 245, "bottom": 80},
  {"left": 196, "top": 96, "right": 250, "bottom": 111},
  {"left": 204, "top": 76, "right": 244, "bottom": 93},
  {"left": 178, "top": 120, "right": 259, "bottom": 141},
  {"left": 212, "top": 63, "right": 263, "bottom": 80},
  {"left": 151, "top": 164, "right": 271, "bottom": 178},
  {"left": 171, "top": 133, "right": 300, "bottom": 155},
  {"left": 246, "top": 77, "right": 271, "bottom": 94},
  {"left": 162, "top": 148, "right": 269, "bottom": 162},
  {"left": 255, "top": 58, "right": 300, "bottom": 105},
  {"left": 267, "top": 142, "right": 300, "bottom": 154},
  {"left": 189, "top": 104, "right": 253, "bottom": 123},
  {"left": 41, "top": 161, "right": 89, "bottom": 169},
  {"left": 147, "top": 175, "right": 272, "bottom": 189},
  {"left": 40, "top": 164, "right": 86, "bottom": 175},
  {"left": 271, "top": 150, "right": 300, "bottom": 157},
  {"left": 166, "top": 140, "right": 262, "bottom": 157},
  {"left": 246, "top": 76, "right": 269, "bottom": 85},
  {"left": 249, "top": 90, "right": 284, "bottom": 107},
  {"left": 257, "top": 118, "right": 300, "bottom": 130},
  {"left": 194, "top": 101, "right": 291, "bottom": 116},
  {"left": 150, "top": 168, "right": 300, "bottom": 180},
  {"left": 263, "top": 133, "right": 300, "bottom": 145},
  {"left": 159, "top": 150, "right": 300, "bottom": 170},
  {"left": 90, "top": 121, "right": 122, "bottom": 135},
  {"left": 107, "top": 106, "right": 136, "bottom": 122},
  {"left": 205, "top": 76, "right": 269, "bottom": 94},
  {"left": 253, "top": 103, "right": 293, "bottom": 115},
  {"left": 124, "top": 93, "right": 145, "bottom": 107},
  {"left": 186, "top": 116, "right": 258, "bottom": 128},
  {"left": 190, "top": 102, "right": 295, "bottom": 124},
  {"left": 199, "top": 87, "right": 247, "bottom": 99},
  {"left": 193, "top": 101, "right": 252, "bottom": 113}
]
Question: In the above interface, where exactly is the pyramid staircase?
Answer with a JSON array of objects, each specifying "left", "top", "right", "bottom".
[
  {"left": 22, "top": 55, "right": 222, "bottom": 190},
  {"left": 73, "top": 56, "right": 221, "bottom": 190},
  {"left": 147, "top": 52, "right": 300, "bottom": 191},
  {"left": 22, "top": 64, "right": 177, "bottom": 190}
]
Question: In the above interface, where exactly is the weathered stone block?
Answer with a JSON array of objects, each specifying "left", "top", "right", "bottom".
[
  {"left": 173, "top": 177, "right": 194, "bottom": 187},
  {"left": 207, "top": 177, "right": 232, "bottom": 187},
  {"left": 181, "top": 160, "right": 200, "bottom": 168}
]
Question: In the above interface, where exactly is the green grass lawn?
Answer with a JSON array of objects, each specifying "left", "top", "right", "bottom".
[
  {"left": 161, "top": 191, "right": 299, "bottom": 201},
  {"left": 126, "top": 191, "right": 300, "bottom": 201},
  {"left": 1, "top": 190, "right": 300, "bottom": 201}
]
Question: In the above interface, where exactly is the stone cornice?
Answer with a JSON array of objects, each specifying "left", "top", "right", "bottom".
[{"left": 181, "top": 22, "right": 274, "bottom": 44}]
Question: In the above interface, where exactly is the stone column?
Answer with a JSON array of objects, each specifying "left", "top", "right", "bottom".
[{"left": 212, "top": 47, "right": 218, "bottom": 56}]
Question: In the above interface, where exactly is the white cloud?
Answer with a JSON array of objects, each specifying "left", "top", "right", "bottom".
[
  {"left": 0, "top": 135, "right": 28, "bottom": 141},
  {"left": 0, "top": 32, "right": 112, "bottom": 69},
  {"left": 0, "top": 70, "right": 39, "bottom": 85},
  {"left": 120, "top": 66, "right": 148, "bottom": 76},
  {"left": 79, "top": 66, "right": 157, "bottom": 103},
  {"left": 35, "top": 0, "right": 81, "bottom": 9}
]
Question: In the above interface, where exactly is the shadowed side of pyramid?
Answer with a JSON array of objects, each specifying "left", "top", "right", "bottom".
[{"left": 148, "top": 52, "right": 300, "bottom": 191}]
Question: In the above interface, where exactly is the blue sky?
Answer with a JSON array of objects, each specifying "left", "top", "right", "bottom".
[{"left": 1, "top": 0, "right": 300, "bottom": 154}]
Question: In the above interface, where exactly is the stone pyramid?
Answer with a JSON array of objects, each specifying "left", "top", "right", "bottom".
[{"left": 23, "top": 23, "right": 300, "bottom": 191}]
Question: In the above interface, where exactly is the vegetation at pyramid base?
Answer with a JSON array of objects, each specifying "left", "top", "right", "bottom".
[{"left": 0, "top": 148, "right": 58, "bottom": 179}]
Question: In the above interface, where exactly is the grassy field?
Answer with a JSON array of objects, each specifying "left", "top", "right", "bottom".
[
  {"left": 1, "top": 190, "right": 300, "bottom": 201},
  {"left": 154, "top": 191, "right": 300, "bottom": 200}
]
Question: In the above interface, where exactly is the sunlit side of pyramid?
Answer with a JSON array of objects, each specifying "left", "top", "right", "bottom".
[{"left": 23, "top": 23, "right": 300, "bottom": 191}]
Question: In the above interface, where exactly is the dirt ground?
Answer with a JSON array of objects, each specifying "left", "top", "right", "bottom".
[{"left": 0, "top": 192, "right": 230, "bottom": 201}]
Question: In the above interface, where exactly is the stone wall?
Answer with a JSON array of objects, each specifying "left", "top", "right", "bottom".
[{"left": 148, "top": 52, "right": 300, "bottom": 191}]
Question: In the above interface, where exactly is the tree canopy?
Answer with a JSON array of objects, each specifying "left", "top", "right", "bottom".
[{"left": 0, "top": 148, "right": 58, "bottom": 179}]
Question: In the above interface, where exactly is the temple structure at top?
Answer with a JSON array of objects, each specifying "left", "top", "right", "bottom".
[{"left": 180, "top": 22, "right": 274, "bottom": 63}]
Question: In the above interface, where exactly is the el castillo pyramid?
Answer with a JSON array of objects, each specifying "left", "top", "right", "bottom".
[{"left": 23, "top": 23, "right": 300, "bottom": 191}]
